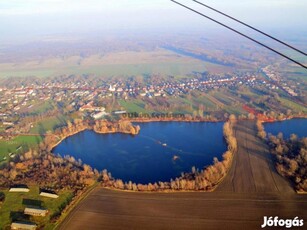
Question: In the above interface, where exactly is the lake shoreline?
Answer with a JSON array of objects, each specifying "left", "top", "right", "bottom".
[
  {"left": 51, "top": 117, "right": 307, "bottom": 193},
  {"left": 49, "top": 121, "right": 140, "bottom": 153},
  {"left": 262, "top": 117, "right": 307, "bottom": 139},
  {"left": 52, "top": 120, "right": 230, "bottom": 186},
  {"left": 259, "top": 115, "right": 307, "bottom": 123},
  {"left": 50, "top": 115, "right": 307, "bottom": 152},
  {"left": 49, "top": 117, "right": 228, "bottom": 152}
]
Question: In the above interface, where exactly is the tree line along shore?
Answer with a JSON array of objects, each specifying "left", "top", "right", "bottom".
[
  {"left": 100, "top": 117, "right": 237, "bottom": 192},
  {"left": 0, "top": 116, "right": 305, "bottom": 229},
  {"left": 3, "top": 116, "right": 306, "bottom": 194},
  {"left": 256, "top": 120, "right": 307, "bottom": 193},
  {"left": 0, "top": 117, "right": 236, "bottom": 193}
]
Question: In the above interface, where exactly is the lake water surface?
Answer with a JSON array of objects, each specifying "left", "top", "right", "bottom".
[
  {"left": 264, "top": 118, "right": 307, "bottom": 139},
  {"left": 53, "top": 122, "right": 227, "bottom": 184}
]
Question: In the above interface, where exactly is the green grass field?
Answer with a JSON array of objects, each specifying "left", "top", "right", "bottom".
[
  {"left": 0, "top": 70, "right": 55, "bottom": 78},
  {"left": 0, "top": 136, "right": 42, "bottom": 162},
  {"left": 211, "top": 91, "right": 233, "bottom": 106},
  {"left": 30, "top": 101, "right": 55, "bottom": 114},
  {"left": 193, "top": 95, "right": 216, "bottom": 110},
  {"left": 29, "top": 115, "right": 67, "bottom": 134},
  {"left": 0, "top": 47, "right": 242, "bottom": 78},
  {"left": 281, "top": 48, "right": 307, "bottom": 63},
  {"left": 279, "top": 98, "right": 307, "bottom": 113},
  {"left": 0, "top": 115, "right": 68, "bottom": 162},
  {"left": 0, "top": 63, "right": 209, "bottom": 78},
  {"left": 223, "top": 105, "right": 246, "bottom": 115},
  {"left": 119, "top": 99, "right": 148, "bottom": 113},
  {"left": 0, "top": 186, "right": 73, "bottom": 230}
]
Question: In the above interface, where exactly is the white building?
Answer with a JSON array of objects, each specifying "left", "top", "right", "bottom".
[
  {"left": 92, "top": 111, "right": 108, "bottom": 120},
  {"left": 9, "top": 187, "right": 30, "bottom": 193},
  {"left": 11, "top": 222, "right": 37, "bottom": 230},
  {"left": 109, "top": 85, "right": 116, "bottom": 92},
  {"left": 24, "top": 207, "right": 48, "bottom": 217},
  {"left": 113, "top": 110, "right": 127, "bottom": 115},
  {"left": 39, "top": 192, "right": 59, "bottom": 199}
]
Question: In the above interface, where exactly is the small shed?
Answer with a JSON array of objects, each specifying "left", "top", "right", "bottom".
[
  {"left": 11, "top": 222, "right": 37, "bottom": 230},
  {"left": 24, "top": 207, "right": 48, "bottom": 217},
  {"left": 9, "top": 188, "right": 30, "bottom": 193},
  {"left": 39, "top": 192, "right": 59, "bottom": 199}
]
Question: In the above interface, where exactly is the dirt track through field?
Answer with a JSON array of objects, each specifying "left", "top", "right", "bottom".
[
  {"left": 59, "top": 121, "right": 306, "bottom": 230},
  {"left": 216, "top": 120, "right": 294, "bottom": 194}
]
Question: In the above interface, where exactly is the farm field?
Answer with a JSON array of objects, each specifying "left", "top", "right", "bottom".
[
  {"left": 59, "top": 189, "right": 306, "bottom": 230},
  {"left": 279, "top": 98, "right": 307, "bottom": 113},
  {"left": 216, "top": 121, "right": 293, "bottom": 193},
  {"left": 0, "top": 50, "right": 213, "bottom": 78},
  {"left": 59, "top": 121, "right": 306, "bottom": 230}
]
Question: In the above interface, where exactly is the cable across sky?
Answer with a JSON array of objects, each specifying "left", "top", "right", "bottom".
[
  {"left": 192, "top": 0, "right": 307, "bottom": 56},
  {"left": 170, "top": 0, "right": 307, "bottom": 69}
]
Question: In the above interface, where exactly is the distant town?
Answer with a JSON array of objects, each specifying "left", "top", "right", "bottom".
[{"left": 0, "top": 65, "right": 303, "bottom": 141}]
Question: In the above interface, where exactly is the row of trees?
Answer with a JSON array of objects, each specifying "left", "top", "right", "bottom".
[
  {"left": 256, "top": 119, "right": 267, "bottom": 139},
  {"left": 101, "top": 117, "right": 237, "bottom": 192},
  {"left": 256, "top": 119, "right": 306, "bottom": 192},
  {"left": 268, "top": 133, "right": 307, "bottom": 192},
  {"left": 41, "top": 119, "right": 140, "bottom": 151},
  {"left": 94, "top": 120, "right": 140, "bottom": 135},
  {"left": 0, "top": 149, "right": 99, "bottom": 192},
  {"left": 0, "top": 117, "right": 237, "bottom": 194},
  {"left": 0, "top": 119, "right": 141, "bottom": 192}
]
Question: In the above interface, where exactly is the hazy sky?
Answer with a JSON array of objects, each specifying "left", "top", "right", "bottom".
[
  {"left": 0, "top": 0, "right": 306, "bottom": 15},
  {"left": 1, "top": 0, "right": 306, "bottom": 42}
]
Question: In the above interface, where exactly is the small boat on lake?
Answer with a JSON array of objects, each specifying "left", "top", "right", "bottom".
[{"left": 173, "top": 155, "right": 179, "bottom": 161}]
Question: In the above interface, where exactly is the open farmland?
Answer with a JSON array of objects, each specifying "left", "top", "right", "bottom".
[
  {"left": 58, "top": 188, "right": 306, "bottom": 230},
  {"left": 216, "top": 121, "right": 294, "bottom": 193},
  {"left": 58, "top": 121, "right": 306, "bottom": 230},
  {"left": 0, "top": 49, "right": 214, "bottom": 78}
]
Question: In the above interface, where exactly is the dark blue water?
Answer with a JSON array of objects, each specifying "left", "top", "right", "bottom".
[
  {"left": 264, "top": 118, "right": 307, "bottom": 139},
  {"left": 53, "top": 122, "right": 227, "bottom": 184}
]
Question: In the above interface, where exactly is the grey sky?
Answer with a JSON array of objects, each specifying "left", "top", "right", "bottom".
[{"left": 0, "top": 0, "right": 306, "bottom": 42}]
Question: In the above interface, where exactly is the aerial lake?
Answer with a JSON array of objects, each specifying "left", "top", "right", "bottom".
[
  {"left": 53, "top": 122, "right": 227, "bottom": 184},
  {"left": 264, "top": 118, "right": 307, "bottom": 139}
]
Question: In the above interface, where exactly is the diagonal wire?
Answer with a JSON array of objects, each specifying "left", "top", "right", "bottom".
[
  {"left": 170, "top": 0, "right": 307, "bottom": 69},
  {"left": 192, "top": 0, "right": 307, "bottom": 56}
]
